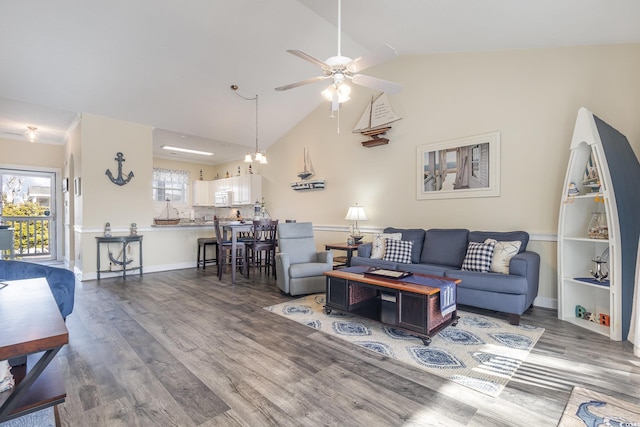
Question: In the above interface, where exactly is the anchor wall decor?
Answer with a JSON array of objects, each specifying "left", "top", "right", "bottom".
[{"left": 106, "top": 152, "right": 134, "bottom": 186}]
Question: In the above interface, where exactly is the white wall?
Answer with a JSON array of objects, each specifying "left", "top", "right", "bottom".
[{"left": 257, "top": 43, "right": 640, "bottom": 308}]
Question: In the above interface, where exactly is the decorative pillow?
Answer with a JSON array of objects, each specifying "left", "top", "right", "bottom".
[
  {"left": 461, "top": 240, "right": 496, "bottom": 272},
  {"left": 485, "top": 239, "right": 522, "bottom": 274},
  {"left": 371, "top": 233, "right": 402, "bottom": 259},
  {"left": 383, "top": 239, "right": 413, "bottom": 264}
]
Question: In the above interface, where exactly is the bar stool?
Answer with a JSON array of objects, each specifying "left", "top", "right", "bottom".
[{"left": 196, "top": 237, "right": 217, "bottom": 269}]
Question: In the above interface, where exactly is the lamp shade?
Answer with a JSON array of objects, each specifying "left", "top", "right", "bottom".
[{"left": 345, "top": 205, "right": 368, "bottom": 221}]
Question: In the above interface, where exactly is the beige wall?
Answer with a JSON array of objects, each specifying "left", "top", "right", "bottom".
[
  {"left": 0, "top": 137, "right": 65, "bottom": 168},
  {"left": 255, "top": 43, "right": 640, "bottom": 308}
]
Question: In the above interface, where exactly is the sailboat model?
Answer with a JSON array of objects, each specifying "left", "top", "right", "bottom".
[
  {"left": 353, "top": 93, "right": 401, "bottom": 147},
  {"left": 291, "top": 148, "right": 325, "bottom": 191},
  {"left": 297, "top": 147, "right": 314, "bottom": 180}
]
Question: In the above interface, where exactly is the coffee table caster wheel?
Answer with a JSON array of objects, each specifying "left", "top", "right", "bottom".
[
  {"left": 452, "top": 321, "right": 458, "bottom": 327},
  {"left": 421, "top": 337, "right": 431, "bottom": 346},
  {"left": 324, "top": 307, "right": 332, "bottom": 315}
]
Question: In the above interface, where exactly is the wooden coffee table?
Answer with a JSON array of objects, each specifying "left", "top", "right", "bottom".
[
  {"left": 324, "top": 268, "right": 460, "bottom": 345},
  {"left": 0, "top": 278, "right": 69, "bottom": 423}
]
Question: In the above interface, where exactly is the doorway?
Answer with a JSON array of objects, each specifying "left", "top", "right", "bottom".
[{"left": 0, "top": 168, "right": 58, "bottom": 261}]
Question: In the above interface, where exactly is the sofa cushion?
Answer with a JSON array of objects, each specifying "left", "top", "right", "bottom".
[
  {"left": 420, "top": 229, "right": 469, "bottom": 267},
  {"left": 486, "top": 239, "right": 522, "bottom": 274},
  {"left": 383, "top": 239, "right": 413, "bottom": 264},
  {"left": 461, "top": 240, "right": 496, "bottom": 272},
  {"left": 351, "top": 256, "right": 398, "bottom": 270},
  {"left": 469, "top": 231, "right": 529, "bottom": 253},
  {"left": 445, "top": 269, "right": 529, "bottom": 295},
  {"left": 371, "top": 233, "right": 402, "bottom": 259},
  {"left": 401, "top": 262, "right": 450, "bottom": 277},
  {"left": 384, "top": 227, "right": 425, "bottom": 263}
]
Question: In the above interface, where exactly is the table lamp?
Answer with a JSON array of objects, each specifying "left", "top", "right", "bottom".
[{"left": 345, "top": 203, "right": 368, "bottom": 243}]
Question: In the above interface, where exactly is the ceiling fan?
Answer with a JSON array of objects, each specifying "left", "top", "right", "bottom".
[{"left": 275, "top": 0, "right": 402, "bottom": 112}]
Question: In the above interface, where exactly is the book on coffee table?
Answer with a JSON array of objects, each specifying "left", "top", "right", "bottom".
[{"left": 363, "top": 268, "right": 413, "bottom": 279}]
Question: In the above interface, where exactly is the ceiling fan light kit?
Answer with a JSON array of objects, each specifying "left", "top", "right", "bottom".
[
  {"left": 275, "top": 0, "right": 402, "bottom": 114},
  {"left": 24, "top": 126, "right": 40, "bottom": 142}
]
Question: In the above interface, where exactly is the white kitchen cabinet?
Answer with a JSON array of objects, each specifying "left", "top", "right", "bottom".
[
  {"left": 557, "top": 107, "right": 640, "bottom": 340},
  {"left": 192, "top": 180, "right": 211, "bottom": 206}
]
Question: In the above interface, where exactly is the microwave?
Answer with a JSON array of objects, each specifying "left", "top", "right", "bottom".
[{"left": 214, "top": 191, "right": 233, "bottom": 207}]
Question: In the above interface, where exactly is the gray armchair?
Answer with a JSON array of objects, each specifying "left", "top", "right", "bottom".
[{"left": 275, "top": 222, "right": 333, "bottom": 296}]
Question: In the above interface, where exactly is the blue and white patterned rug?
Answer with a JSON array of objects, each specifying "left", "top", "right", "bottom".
[{"left": 264, "top": 293, "right": 544, "bottom": 397}]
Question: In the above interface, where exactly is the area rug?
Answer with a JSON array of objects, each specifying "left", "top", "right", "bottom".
[
  {"left": 558, "top": 386, "right": 640, "bottom": 426},
  {"left": 264, "top": 293, "right": 544, "bottom": 397}
]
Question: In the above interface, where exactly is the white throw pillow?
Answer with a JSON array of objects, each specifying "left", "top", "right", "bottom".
[
  {"left": 371, "top": 233, "right": 402, "bottom": 259},
  {"left": 485, "top": 238, "right": 522, "bottom": 274}
]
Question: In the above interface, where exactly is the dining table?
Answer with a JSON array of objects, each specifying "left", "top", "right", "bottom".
[{"left": 222, "top": 222, "right": 253, "bottom": 284}]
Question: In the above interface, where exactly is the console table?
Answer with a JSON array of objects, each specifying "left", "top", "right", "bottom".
[
  {"left": 95, "top": 235, "right": 143, "bottom": 279},
  {"left": 324, "top": 269, "right": 460, "bottom": 345},
  {"left": 0, "top": 278, "right": 68, "bottom": 422}
]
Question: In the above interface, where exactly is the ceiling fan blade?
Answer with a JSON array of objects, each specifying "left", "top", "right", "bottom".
[
  {"left": 286, "top": 50, "right": 332, "bottom": 72},
  {"left": 351, "top": 74, "right": 403, "bottom": 94},
  {"left": 346, "top": 45, "right": 398, "bottom": 73},
  {"left": 275, "top": 76, "right": 329, "bottom": 91}
]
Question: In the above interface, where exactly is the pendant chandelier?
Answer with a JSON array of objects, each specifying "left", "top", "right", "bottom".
[{"left": 231, "top": 85, "right": 267, "bottom": 164}]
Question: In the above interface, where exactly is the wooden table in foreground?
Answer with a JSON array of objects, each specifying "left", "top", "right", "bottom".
[
  {"left": 324, "top": 269, "right": 460, "bottom": 345},
  {"left": 0, "top": 278, "right": 69, "bottom": 423}
]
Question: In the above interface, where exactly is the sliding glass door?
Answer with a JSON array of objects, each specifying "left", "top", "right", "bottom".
[{"left": 0, "top": 168, "right": 57, "bottom": 260}]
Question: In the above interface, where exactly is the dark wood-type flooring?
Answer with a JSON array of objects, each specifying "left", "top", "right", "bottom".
[{"left": 54, "top": 268, "right": 640, "bottom": 426}]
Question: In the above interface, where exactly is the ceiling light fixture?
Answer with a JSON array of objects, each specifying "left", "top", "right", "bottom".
[
  {"left": 161, "top": 145, "right": 213, "bottom": 156},
  {"left": 25, "top": 126, "right": 40, "bottom": 142},
  {"left": 231, "top": 85, "right": 267, "bottom": 164}
]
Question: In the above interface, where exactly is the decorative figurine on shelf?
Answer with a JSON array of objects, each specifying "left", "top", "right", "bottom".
[
  {"left": 590, "top": 256, "right": 608, "bottom": 282},
  {"left": 347, "top": 237, "right": 355, "bottom": 245},
  {"left": 567, "top": 182, "right": 580, "bottom": 196},
  {"left": 576, "top": 305, "right": 586, "bottom": 319},
  {"left": 104, "top": 222, "right": 112, "bottom": 237},
  {"left": 199, "top": 170, "right": 203, "bottom": 180},
  {"left": 600, "top": 314, "right": 610, "bottom": 327},
  {"left": 237, "top": 166, "right": 241, "bottom": 176},
  {"left": 225, "top": 171, "right": 230, "bottom": 178},
  {"left": 130, "top": 223, "right": 138, "bottom": 236},
  {"left": 248, "top": 164, "right": 253, "bottom": 174}
]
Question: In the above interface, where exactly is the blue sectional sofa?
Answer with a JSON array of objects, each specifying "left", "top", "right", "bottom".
[
  {"left": 0, "top": 260, "right": 75, "bottom": 319},
  {"left": 351, "top": 228, "right": 540, "bottom": 325}
]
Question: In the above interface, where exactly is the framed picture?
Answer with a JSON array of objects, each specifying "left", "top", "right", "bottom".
[
  {"left": 416, "top": 131, "right": 500, "bottom": 200},
  {"left": 62, "top": 177, "right": 69, "bottom": 193},
  {"left": 74, "top": 177, "right": 81, "bottom": 196}
]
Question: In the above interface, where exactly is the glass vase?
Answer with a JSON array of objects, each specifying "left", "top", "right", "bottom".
[{"left": 587, "top": 211, "right": 608, "bottom": 239}]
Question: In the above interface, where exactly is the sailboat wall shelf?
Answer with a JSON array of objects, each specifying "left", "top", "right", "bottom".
[{"left": 353, "top": 93, "right": 401, "bottom": 147}]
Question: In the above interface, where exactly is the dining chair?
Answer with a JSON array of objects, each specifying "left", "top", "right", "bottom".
[
  {"left": 244, "top": 219, "right": 278, "bottom": 278},
  {"left": 214, "top": 220, "right": 246, "bottom": 280}
]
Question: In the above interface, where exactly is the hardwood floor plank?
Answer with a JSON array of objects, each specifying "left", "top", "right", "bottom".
[{"left": 50, "top": 269, "right": 640, "bottom": 426}]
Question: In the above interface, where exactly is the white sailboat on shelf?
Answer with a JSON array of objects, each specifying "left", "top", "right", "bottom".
[
  {"left": 297, "top": 147, "right": 314, "bottom": 180},
  {"left": 291, "top": 148, "right": 325, "bottom": 191},
  {"left": 353, "top": 92, "right": 402, "bottom": 147}
]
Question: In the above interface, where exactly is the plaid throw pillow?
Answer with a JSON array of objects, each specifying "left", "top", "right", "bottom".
[
  {"left": 461, "top": 241, "right": 496, "bottom": 272},
  {"left": 383, "top": 239, "right": 413, "bottom": 264}
]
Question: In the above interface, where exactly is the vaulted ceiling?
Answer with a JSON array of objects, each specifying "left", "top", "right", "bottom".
[{"left": 1, "top": 0, "right": 639, "bottom": 164}]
